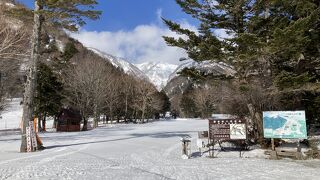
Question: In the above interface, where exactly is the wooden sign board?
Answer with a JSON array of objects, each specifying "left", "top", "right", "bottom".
[{"left": 209, "top": 118, "right": 247, "bottom": 140}]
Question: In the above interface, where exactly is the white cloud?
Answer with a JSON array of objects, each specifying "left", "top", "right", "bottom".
[{"left": 70, "top": 17, "right": 197, "bottom": 65}]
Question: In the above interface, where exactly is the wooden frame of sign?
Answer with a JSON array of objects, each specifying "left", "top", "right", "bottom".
[{"left": 208, "top": 118, "right": 247, "bottom": 158}]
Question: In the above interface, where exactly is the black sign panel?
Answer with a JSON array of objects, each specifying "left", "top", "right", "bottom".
[{"left": 209, "top": 118, "right": 246, "bottom": 140}]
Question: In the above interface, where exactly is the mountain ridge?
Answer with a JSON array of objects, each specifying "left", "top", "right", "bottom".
[
  {"left": 135, "top": 62, "right": 178, "bottom": 90},
  {"left": 87, "top": 48, "right": 148, "bottom": 80}
]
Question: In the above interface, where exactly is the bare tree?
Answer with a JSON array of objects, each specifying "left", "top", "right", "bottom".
[
  {"left": 104, "top": 74, "right": 120, "bottom": 123},
  {"left": 0, "top": 17, "right": 29, "bottom": 112},
  {"left": 119, "top": 75, "right": 138, "bottom": 122},
  {"left": 90, "top": 60, "right": 112, "bottom": 128},
  {"left": 134, "top": 80, "right": 158, "bottom": 122},
  {"left": 218, "top": 80, "right": 278, "bottom": 143},
  {"left": 64, "top": 54, "right": 111, "bottom": 130},
  {"left": 0, "top": 17, "right": 29, "bottom": 61},
  {"left": 193, "top": 86, "right": 217, "bottom": 118},
  {"left": 170, "top": 93, "right": 182, "bottom": 116},
  {"left": 150, "top": 91, "right": 165, "bottom": 116}
]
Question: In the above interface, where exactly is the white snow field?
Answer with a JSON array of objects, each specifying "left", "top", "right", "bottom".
[
  {"left": 1, "top": 118, "right": 320, "bottom": 180},
  {"left": 0, "top": 99, "right": 22, "bottom": 130}
]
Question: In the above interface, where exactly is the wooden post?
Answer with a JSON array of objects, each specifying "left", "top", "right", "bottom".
[
  {"left": 209, "top": 139, "right": 215, "bottom": 158},
  {"left": 271, "top": 138, "right": 275, "bottom": 151},
  {"left": 270, "top": 138, "right": 278, "bottom": 159},
  {"left": 297, "top": 140, "right": 301, "bottom": 152},
  {"left": 296, "top": 140, "right": 302, "bottom": 160},
  {"left": 212, "top": 141, "right": 215, "bottom": 158}
]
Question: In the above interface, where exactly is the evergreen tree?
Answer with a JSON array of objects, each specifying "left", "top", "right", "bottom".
[
  {"left": 35, "top": 63, "right": 63, "bottom": 131},
  {"left": 20, "top": 0, "right": 101, "bottom": 152}
]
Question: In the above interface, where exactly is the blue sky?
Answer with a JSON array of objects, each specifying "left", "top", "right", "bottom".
[
  {"left": 18, "top": 0, "right": 199, "bottom": 64},
  {"left": 18, "top": 0, "right": 196, "bottom": 31}
]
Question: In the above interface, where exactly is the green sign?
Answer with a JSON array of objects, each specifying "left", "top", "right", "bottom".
[{"left": 263, "top": 111, "right": 307, "bottom": 139}]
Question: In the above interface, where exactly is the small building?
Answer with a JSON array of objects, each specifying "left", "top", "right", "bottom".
[{"left": 57, "top": 108, "right": 82, "bottom": 132}]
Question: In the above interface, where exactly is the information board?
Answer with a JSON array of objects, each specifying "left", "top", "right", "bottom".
[
  {"left": 209, "top": 119, "right": 246, "bottom": 140},
  {"left": 263, "top": 111, "right": 307, "bottom": 139}
]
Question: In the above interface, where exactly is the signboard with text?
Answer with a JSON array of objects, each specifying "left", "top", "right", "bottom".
[{"left": 209, "top": 118, "right": 247, "bottom": 140}]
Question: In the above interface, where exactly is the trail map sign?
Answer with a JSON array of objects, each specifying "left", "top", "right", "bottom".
[
  {"left": 209, "top": 119, "right": 247, "bottom": 140},
  {"left": 263, "top": 111, "right": 307, "bottom": 139}
]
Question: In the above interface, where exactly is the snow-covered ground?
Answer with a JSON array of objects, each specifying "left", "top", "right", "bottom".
[
  {"left": 0, "top": 99, "right": 22, "bottom": 130},
  {"left": 0, "top": 99, "right": 54, "bottom": 131},
  {"left": 1, "top": 118, "right": 320, "bottom": 180}
]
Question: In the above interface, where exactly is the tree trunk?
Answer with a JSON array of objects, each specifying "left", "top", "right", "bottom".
[
  {"left": 116, "top": 116, "right": 120, "bottom": 123},
  {"left": 42, "top": 112, "right": 46, "bottom": 132},
  {"left": 125, "top": 94, "right": 128, "bottom": 120},
  {"left": 133, "top": 109, "right": 137, "bottom": 123},
  {"left": 38, "top": 113, "right": 42, "bottom": 132},
  {"left": 103, "top": 114, "right": 106, "bottom": 124},
  {"left": 109, "top": 106, "right": 113, "bottom": 124},
  {"left": 20, "top": 0, "right": 43, "bottom": 152},
  {"left": 141, "top": 99, "right": 146, "bottom": 123},
  {"left": 247, "top": 104, "right": 263, "bottom": 143},
  {"left": 52, "top": 116, "right": 57, "bottom": 128},
  {"left": 82, "top": 117, "right": 88, "bottom": 131},
  {"left": 93, "top": 104, "right": 98, "bottom": 128}
]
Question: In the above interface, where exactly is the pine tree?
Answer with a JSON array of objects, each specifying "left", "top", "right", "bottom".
[
  {"left": 34, "top": 63, "right": 63, "bottom": 132},
  {"left": 267, "top": 0, "right": 320, "bottom": 124},
  {"left": 163, "top": 0, "right": 264, "bottom": 81},
  {"left": 21, "top": 0, "right": 101, "bottom": 152}
]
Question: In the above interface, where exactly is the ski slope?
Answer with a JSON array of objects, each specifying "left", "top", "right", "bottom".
[{"left": 1, "top": 119, "right": 320, "bottom": 180}]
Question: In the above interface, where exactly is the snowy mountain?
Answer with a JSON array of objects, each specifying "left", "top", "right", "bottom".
[
  {"left": 135, "top": 62, "right": 178, "bottom": 90},
  {"left": 88, "top": 48, "right": 148, "bottom": 80},
  {"left": 88, "top": 48, "right": 178, "bottom": 90},
  {"left": 164, "top": 60, "right": 236, "bottom": 98},
  {"left": 168, "top": 60, "right": 236, "bottom": 82}
]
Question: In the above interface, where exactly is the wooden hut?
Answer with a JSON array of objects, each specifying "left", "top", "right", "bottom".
[{"left": 57, "top": 108, "right": 82, "bottom": 132}]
